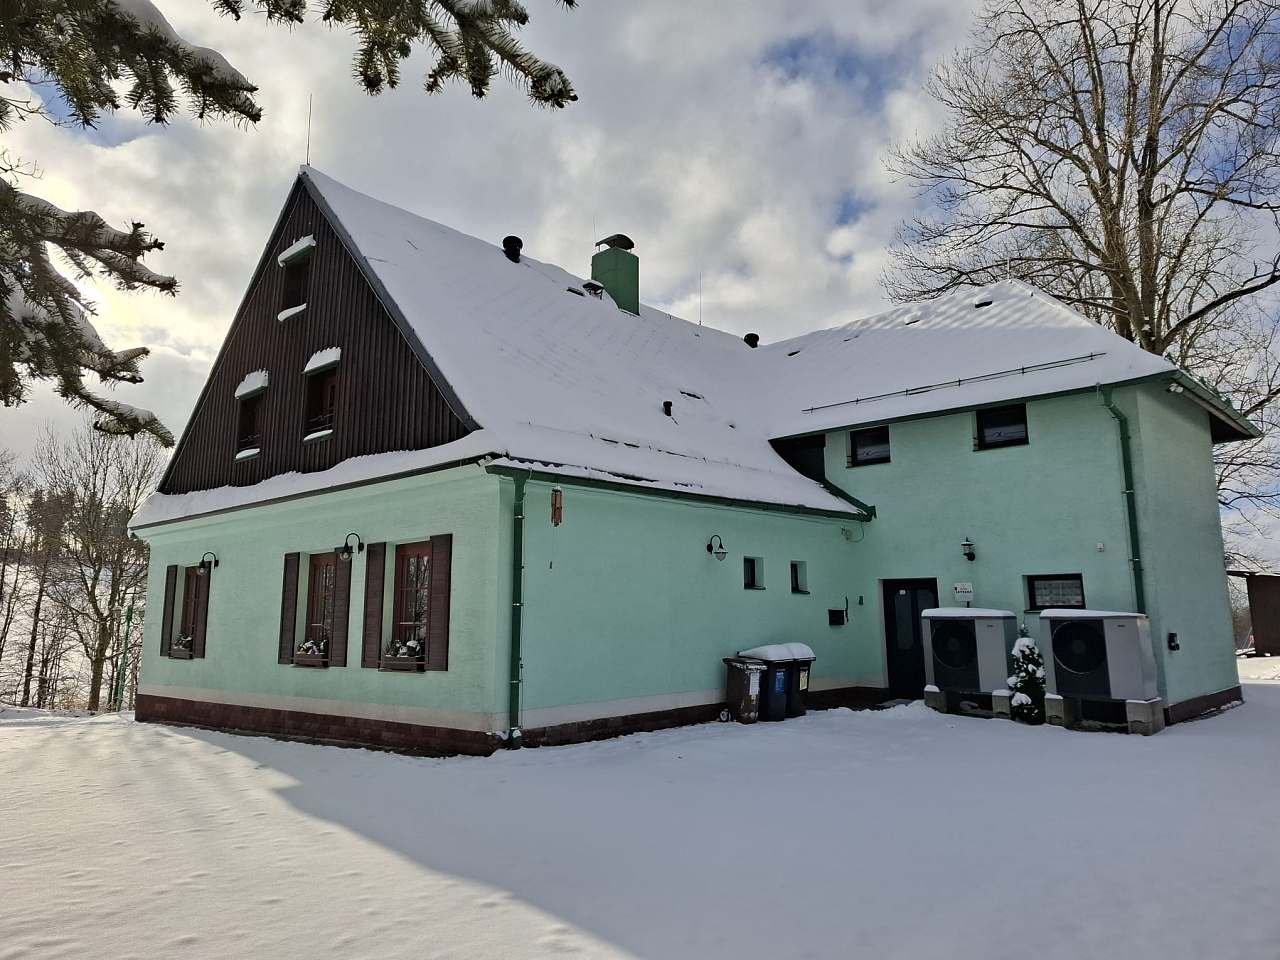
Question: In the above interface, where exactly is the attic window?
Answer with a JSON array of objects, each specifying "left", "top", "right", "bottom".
[
  {"left": 278, "top": 235, "right": 314, "bottom": 314},
  {"left": 304, "top": 368, "right": 337, "bottom": 439},
  {"left": 236, "top": 393, "right": 262, "bottom": 455}
]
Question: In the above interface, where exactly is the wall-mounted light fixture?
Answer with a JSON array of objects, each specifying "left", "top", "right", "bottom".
[
  {"left": 706, "top": 535, "right": 727, "bottom": 561},
  {"left": 197, "top": 551, "right": 219, "bottom": 576},
  {"left": 336, "top": 532, "right": 365, "bottom": 562},
  {"left": 551, "top": 487, "right": 563, "bottom": 527},
  {"left": 961, "top": 537, "right": 976, "bottom": 562}
]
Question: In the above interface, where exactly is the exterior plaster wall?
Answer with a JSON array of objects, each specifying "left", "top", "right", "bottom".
[{"left": 137, "top": 467, "right": 506, "bottom": 732}]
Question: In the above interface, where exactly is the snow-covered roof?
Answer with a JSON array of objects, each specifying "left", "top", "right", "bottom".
[
  {"left": 135, "top": 168, "right": 1257, "bottom": 528},
  {"left": 761, "top": 281, "right": 1179, "bottom": 438},
  {"left": 299, "top": 167, "right": 858, "bottom": 517}
]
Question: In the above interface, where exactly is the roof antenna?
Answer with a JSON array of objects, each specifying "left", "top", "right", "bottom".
[
  {"left": 698, "top": 271, "right": 703, "bottom": 326},
  {"left": 305, "top": 93, "right": 313, "bottom": 166}
]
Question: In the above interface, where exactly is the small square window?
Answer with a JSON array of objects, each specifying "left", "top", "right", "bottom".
[
  {"left": 236, "top": 393, "right": 262, "bottom": 452},
  {"left": 282, "top": 258, "right": 310, "bottom": 311},
  {"left": 976, "top": 404, "right": 1028, "bottom": 449},
  {"left": 1026, "top": 574, "right": 1085, "bottom": 611},
  {"left": 848, "top": 426, "right": 890, "bottom": 466},
  {"left": 744, "top": 556, "right": 764, "bottom": 590},
  {"left": 790, "top": 561, "right": 809, "bottom": 594},
  {"left": 304, "top": 368, "right": 337, "bottom": 435}
]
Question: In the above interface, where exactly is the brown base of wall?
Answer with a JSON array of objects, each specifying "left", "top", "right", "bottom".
[
  {"left": 521, "top": 703, "right": 725, "bottom": 748},
  {"left": 1164, "top": 685, "right": 1244, "bottom": 725},
  {"left": 135, "top": 694, "right": 501, "bottom": 757},
  {"left": 137, "top": 684, "right": 894, "bottom": 758}
]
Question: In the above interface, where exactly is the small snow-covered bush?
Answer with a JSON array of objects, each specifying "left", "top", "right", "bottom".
[{"left": 1007, "top": 629, "right": 1046, "bottom": 724}]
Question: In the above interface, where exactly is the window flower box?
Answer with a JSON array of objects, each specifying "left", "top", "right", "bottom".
[
  {"left": 293, "top": 652, "right": 329, "bottom": 668},
  {"left": 380, "top": 656, "right": 426, "bottom": 673}
]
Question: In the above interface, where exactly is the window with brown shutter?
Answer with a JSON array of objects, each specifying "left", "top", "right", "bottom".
[
  {"left": 296, "top": 552, "right": 337, "bottom": 666},
  {"left": 385, "top": 540, "right": 431, "bottom": 671},
  {"left": 361, "top": 542, "right": 386, "bottom": 668},
  {"left": 160, "top": 565, "right": 178, "bottom": 657},
  {"left": 278, "top": 553, "right": 300, "bottom": 664},
  {"left": 171, "top": 565, "right": 211, "bottom": 659}
]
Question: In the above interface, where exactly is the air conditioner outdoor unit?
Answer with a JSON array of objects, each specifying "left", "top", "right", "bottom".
[
  {"left": 1039, "top": 609, "right": 1164, "bottom": 735},
  {"left": 920, "top": 608, "right": 1018, "bottom": 714}
]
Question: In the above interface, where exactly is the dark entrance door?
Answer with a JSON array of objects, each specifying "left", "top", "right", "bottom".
[{"left": 882, "top": 579, "right": 939, "bottom": 699}]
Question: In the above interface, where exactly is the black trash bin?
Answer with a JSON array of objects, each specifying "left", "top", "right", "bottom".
[
  {"left": 786, "top": 653, "right": 816, "bottom": 717},
  {"left": 757, "top": 660, "right": 789, "bottom": 722},
  {"left": 723, "top": 657, "right": 767, "bottom": 723}
]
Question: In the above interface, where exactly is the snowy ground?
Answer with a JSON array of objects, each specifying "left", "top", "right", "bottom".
[
  {"left": 1236, "top": 653, "right": 1280, "bottom": 682},
  {"left": 3, "top": 683, "right": 1279, "bottom": 960}
]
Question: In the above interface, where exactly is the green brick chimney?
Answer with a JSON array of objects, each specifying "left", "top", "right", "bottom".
[{"left": 591, "top": 234, "right": 639, "bottom": 315}]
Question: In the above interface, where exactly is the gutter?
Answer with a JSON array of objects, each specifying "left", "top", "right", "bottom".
[
  {"left": 484, "top": 463, "right": 871, "bottom": 523},
  {"left": 506, "top": 469, "right": 529, "bottom": 746},
  {"left": 1099, "top": 386, "right": 1146, "bottom": 614}
]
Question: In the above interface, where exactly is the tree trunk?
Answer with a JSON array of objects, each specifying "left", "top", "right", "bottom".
[
  {"left": 20, "top": 573, "right": 46, "bottom": 707},
  {"left": 86, "top": 620, "right": 112, "bottom": 712}
]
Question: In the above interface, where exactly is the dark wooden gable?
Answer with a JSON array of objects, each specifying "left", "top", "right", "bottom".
[{"left": 159, "top": 178, "right": 474, "bottom": 495}]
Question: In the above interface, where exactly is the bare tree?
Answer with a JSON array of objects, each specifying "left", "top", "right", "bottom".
[
  {"left": 888, "top": 0, "right": 1280, "bottom": 518},
  {"left": 17, "top": 487, "right": 68, "bottom": 706},
  {"left": 34, "top": 424, "right": 163, "bottom": 711}
]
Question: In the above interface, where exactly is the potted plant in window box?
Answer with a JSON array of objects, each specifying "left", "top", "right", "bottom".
[
  {"left": 293, "top": 635, "right": 329, "bottom": 668},
  {"left": 170, "top": 636, "right": 194, "bottom": 660},
  {"left": 380, "top": 633, "right": 427, "bottom": 672}
]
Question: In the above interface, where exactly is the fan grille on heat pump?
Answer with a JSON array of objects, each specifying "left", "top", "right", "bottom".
[
  {"left": 1051, "top": 619, "right": 1111, "bottom": 699},
  {"left": 932, "top": 621, "right": 978, "bottom": 670}
]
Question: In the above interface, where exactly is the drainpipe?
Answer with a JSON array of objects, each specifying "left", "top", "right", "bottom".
[
  {"left": 1099, "top": 386, "right": 1146, "bottom": 614},
  {"left": 507, "top": 471, "right": 529, "bottom": 746}
]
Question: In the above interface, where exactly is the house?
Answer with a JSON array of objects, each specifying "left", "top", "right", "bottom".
[{"left": 131, "top": 167, "right": 1254, "bottom": 753}]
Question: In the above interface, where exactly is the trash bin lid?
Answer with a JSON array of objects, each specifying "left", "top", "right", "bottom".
[
  {"left": 723, "top": 656, "right": 767, "bottom": 671},
  {"left": 738, "top": 642, "right": 815, "bottom": 662}
]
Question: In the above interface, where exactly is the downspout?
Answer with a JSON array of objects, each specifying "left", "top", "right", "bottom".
[
  {"left": 506, "top": 471, "right": 529, "bottom": 746},
  {"left": 1099, "top": 386, "right": 1146, "bottom": 614}
]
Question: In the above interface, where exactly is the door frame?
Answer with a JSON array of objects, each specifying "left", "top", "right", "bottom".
[{"left": 880, "top": 578, "right": 939, "bottom": 698}]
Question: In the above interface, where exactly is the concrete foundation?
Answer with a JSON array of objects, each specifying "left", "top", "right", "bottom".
[
  {"left": 924, "top": 685, "right": 948, "bottom": 714},
  {"left": 991, "top": 690, "right": 1013, "bottom": 720},
  {"left": 1125, "top": 698, "right": 1167, "bottom": 736}
]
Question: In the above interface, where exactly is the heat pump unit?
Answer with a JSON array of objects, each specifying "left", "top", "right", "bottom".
[
  {"left": 921, "top": 608, "right": 1018, "bottom": 711},
  {"left": 1039, "top": 609, "right": 1163, "bottom": 734}
]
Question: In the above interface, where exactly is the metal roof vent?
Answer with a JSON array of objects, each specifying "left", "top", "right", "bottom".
[
  {"left": 502, "top": 235, "right": 523, "bottom": 263},
  {"left": 743, "top": 333, "right": 760, "bottom": 349},
  {"left": 582, "top": 279, "right": 605, "bottom": 299},
  {"left": 975, "top": 298, "right": 994, "bottom": 309}
]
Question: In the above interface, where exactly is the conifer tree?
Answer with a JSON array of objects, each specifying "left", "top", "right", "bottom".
[
  {"left": 0, "top": 0, "right": 579, "bottom": 442},
  {"left": 1007, "top": 629, "right": 1045, "bottom": 725}
]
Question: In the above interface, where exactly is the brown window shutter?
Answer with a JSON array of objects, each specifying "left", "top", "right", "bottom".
[
  {"left": 361, "top": 542, "right": 386, "bottom": 668},
  {"left": 329, "top": 552, "right": 352, "bottom": 667},
  {"left": 192, "top": 570, "right": 211, "bottom": 659},
  {"left": 279, "top": 552, "right": 300, "bottom": 664},
  {"left": 427, "top": 534, "right": 452, "bottom": 671},
  {"left": 160, "top": 565, "right": 178, "bottom": 657}
]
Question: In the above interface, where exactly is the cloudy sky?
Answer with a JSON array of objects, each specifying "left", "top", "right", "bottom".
[{"left": 2, "top": 0, "right": 982, "bottom": 460}]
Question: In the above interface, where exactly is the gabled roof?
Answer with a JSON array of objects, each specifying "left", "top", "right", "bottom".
[{"left": 133, "top": 170, "right": 1258, "bottom": 529}]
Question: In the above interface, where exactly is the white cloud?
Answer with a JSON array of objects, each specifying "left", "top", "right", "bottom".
[{"left": 0, "top": 0, "right": 979, "bottom": 460}]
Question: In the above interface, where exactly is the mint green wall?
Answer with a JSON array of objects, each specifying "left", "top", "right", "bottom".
[
  {"left": 823, "top": 387, "right": 1236, "bottom": 706},
  {"left": 1129, "top": 383, "right": 1237, "bottom": 703},
  {"left": 137, "top": 468, "right": 506, "bottom": 727},
  {"left": 824, "top": 392, "right": 1138, "bottom": 673},
  {"left": 512, "top": 478, "right": 877, "bottom": 723}
]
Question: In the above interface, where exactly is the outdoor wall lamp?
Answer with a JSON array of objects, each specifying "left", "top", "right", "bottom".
[
  {"left": 197, "top": 552, "right": 219, "bottom": 576},
  {"left": 337, "top": 532, "right": 365, "bottom": 562},
  {"left": 706, "top": 535, "right": 728, "bottom": 561},
  {"left": 961, "top": 537, "right": 976, "bottom": 562}
]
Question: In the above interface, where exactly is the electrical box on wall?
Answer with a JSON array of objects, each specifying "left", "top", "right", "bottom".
[{"left": 828, "top": 608, "right": 847, "bottom": 626}]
